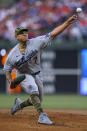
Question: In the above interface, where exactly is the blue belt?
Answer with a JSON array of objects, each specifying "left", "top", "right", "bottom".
[{"left": 31, "top": 71, "right": 40, "bottom": 76}]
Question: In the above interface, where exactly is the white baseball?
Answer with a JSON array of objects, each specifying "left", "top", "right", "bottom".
[{"left": 76, "top": 8, "right": 82, "bottom": 13}]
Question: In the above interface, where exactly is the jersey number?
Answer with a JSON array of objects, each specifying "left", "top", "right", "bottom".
[{"left": 33, "top": 56, "right": 37, "bottom": 64}]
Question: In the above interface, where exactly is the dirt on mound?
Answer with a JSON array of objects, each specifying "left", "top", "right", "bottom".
[{"left": 0, "top": 109, "right": 87, "bottom": 131}]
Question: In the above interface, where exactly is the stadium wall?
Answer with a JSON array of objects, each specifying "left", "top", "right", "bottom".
[{"left": 0, "top": 45, "right": 81, "bottom": 94}]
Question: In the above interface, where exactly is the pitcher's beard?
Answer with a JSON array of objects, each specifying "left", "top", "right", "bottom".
[{"left": 19, "top": 40, "right": 28, "bottom": 54}]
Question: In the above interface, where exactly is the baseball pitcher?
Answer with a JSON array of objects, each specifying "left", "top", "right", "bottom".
[{"left": 4, "top": 15, "right": 77, "bottom": 125}]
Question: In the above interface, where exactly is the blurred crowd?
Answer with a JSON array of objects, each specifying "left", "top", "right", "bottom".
[{"left": 0, "top": 0, "right": 87, "bottom": 42}]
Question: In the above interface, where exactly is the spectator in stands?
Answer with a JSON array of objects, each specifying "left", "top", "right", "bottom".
[{"left": 0, "top": 0, "right": 87, "bottom": 41}]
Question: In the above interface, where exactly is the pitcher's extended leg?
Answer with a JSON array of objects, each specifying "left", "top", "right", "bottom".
[{"left": 20, "top": 98, "right": 33, "bottom": 108}]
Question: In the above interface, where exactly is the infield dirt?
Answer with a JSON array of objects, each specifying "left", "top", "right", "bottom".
[{"left": 0, "top": 109, "right": 87, "bottom": 131}]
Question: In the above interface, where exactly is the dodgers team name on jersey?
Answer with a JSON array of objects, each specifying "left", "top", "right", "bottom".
[
  {"left": 3, "top": 33, "right": 52, "bottom": 73},
  {"left": 15, "top": 50, "right": 38, "bottom": 67}
]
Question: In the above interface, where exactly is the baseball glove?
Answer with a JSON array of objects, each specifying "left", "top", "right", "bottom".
[{"left": 10, "top": 74, "right": 25, "bottom": 89}]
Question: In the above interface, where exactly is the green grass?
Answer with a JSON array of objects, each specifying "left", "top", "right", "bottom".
[{"left": 0, "top": 94, "right": 87, "bottom": 109}]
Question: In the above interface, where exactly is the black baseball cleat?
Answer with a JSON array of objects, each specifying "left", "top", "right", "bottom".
[{"left": 11, "top": 98, "right": 22, "bottom": 115}]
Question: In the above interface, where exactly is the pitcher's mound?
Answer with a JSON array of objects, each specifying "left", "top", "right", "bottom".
[{"left": 0, "top": 109, "right": 87, "bottom": 131}]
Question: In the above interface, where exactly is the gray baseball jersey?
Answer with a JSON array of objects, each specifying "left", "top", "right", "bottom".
[{"left": 4, "top": 33, "right": 52, "bottom": 75}]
